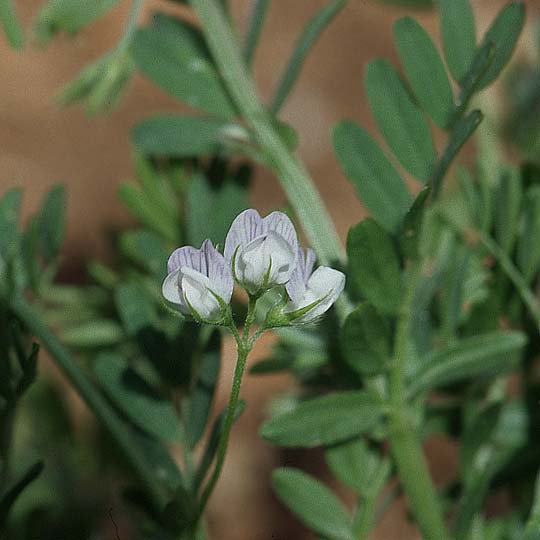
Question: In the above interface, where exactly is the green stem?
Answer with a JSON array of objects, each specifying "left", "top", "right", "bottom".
[
  {"left": 197, "top": 343, "right": 249, "bottom": 517},
  {"left": 243, "top": 0, "right": 270, "bottom": 67},
  {"left": 351, "top": 496, "right": 377, "bottom": 540},
  {"left": 9, "top": 294, "right": 167, "bottom": 509},
  {"left": 242, "top": 295, "right": 257, "bottom": 341},
  {"left": 0, "top": 405, "right": 15, "bottom": 486},
  {"left": 387, "top": 263, "right": 449, "bottom": 540},
  {"left": 117, "top": 0, "right": 143, "bottom": 52},
  {"left": 188, "top": 0, "right": 343, "bottom": 268}
]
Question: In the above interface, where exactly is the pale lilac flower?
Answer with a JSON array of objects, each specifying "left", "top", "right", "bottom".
[
  {"left": 284, "top": 248, "right": 345, "bottom": 323},
  {"left": 224, "top": 209, "right": 298, "bottom": 295},
  {"left": 162, "top": 239, "right": 233, "bottom": 321}
]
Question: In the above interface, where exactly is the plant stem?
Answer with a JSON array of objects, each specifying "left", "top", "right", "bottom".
[
  {"left": 188, "top": 0, "right": 344, "bottom": 268},
  {"left": 387, "top": 263, "right": 450, "bottom": 540},
  {"left": 9, "top": 294, "right": 168, "bottom": 509},
  {"left": 117, "top": 0, "right": 143, "bottom": 52},
  {"left": 243, "top": 0, "right": 270, "bottom": 67},
  {"left": 351, "top": 495, "right": 377, "bottom": 540},
  {"left": 197, "top": 343, "right": 249, "bottom": 516},
  {"left": 0, "top": 405, "right": 15, "bottom": 486}
]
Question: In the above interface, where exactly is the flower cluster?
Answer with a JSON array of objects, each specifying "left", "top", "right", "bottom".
[{"left": 162, "top": 209, "right": 345, "bottom": 325}]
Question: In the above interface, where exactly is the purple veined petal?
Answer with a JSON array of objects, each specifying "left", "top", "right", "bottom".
[
  {"left": 224, "top": 209, "right": 264, "bottom": 263},
  {"left": 167, "top": 245, "right": 207, "bottom": 275},
  {"left": 286, "top": 266, "right": 345, "bottom": 323},
  {"left": 201, "top": 239, "right": 234, "bottom": 304},
  {"left": 181, "top": 267, "right": 222, "bottom": 321},
  {"left": 262, "top": 211, "right": 298, "bottom": 257},
  {"left": 286, "top": 247, "right": 316, "bottom": 304},
  {"left": 162, "top": 268, "right": 190, "bottom": 313},
  {"left": 304, "top": 248, "right": 316, "bottom": 282}
]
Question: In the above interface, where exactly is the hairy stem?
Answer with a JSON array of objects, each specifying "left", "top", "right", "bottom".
[
  {"left": 188, "top": 0, "right": 343, "bottom": 268},
  {"left": 197, "top": 343, "right": 248, "bottom": 516},
  {"left": 387, "top": 263, "right": 450, "bottom": 540}
]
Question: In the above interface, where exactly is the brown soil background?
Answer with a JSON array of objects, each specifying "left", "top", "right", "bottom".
[{"left": 1, "top": 1, "right": 539, "bottom": 539}]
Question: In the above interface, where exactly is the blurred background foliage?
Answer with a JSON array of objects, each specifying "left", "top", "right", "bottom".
[{"left": 1, "top": 1, "right": 540, "bottom": 539}]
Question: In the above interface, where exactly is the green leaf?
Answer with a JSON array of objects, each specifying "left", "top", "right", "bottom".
[
  {"left": 115, "top": 282, "right": 157, "bottom": 336},
  {"left": 431, "top": 109, "right": 483, "bottom": 196},
  {"left": 376, "top": 0, "right": 432, "bottom": 6},
  {"left": 516, "top": 186, "right": 540, "bottom": 283},
  {"left": 365, "top": 59, "right": 435, "bottom": 183},
  {"left": 118, "top": 182, "right": 178, "bottom": 243},
  {"left": 61, "top": 320, "right": 124, "bottom": 347},
  {"left": 133, "top": 115, "right": 231, "bottom": 158},
  {"left": 272, "top": 468, "right": 353, "bottom": 540},
  {"left": 95, "top": 353, "right": 183, "bottom": 443},
  {"left": 524, "top": 472, "right": 540, "bottom": 540},
  {"left": 408, "top": 331, "right": 527, "bottom": 396},
  {"left": 0, "top": 461, "right": 44, "bottom": 526},
  {"left": 0, "top": 0, "right": 24, "bottom": 49},
  {"left": 333, "top": 121, "right": 412, "bottom": 232},
  {"left": 347, "top": 219, "right": 402, "bottom": 314},
  {"left": 187, "top": 171, "right": 249, "bottom": 247},
  {"left": 119, "top": 229, "right": 170, "bottom": 278},
  {"left": 244, "top": 0, "right": 270, "bottom": 67},
  {"left": 394, "top": 17, "right": 454, "bottom": 129},
  {"left": 132, "top": 16, "right": 236, "bottom": 117},
  {"left": 34, "top": 0, "right": 120, "bottom": 44},
  {"left": 341, "top": 303, "right": 391, "bottom": 376},
  {"left": 37, "top": 185, "right": 66, "bottom": 261},
  {"left": 270, "top": 0, "right": 346, "bottom": 113},
  {"left": 439, "top": 0, "right": 476, "bottom": 83},
  {"left": 0, "top": 188, "right": 22, "bottom": 262},
  {"left": 495, "top": 168, "right": 522, "bottom": 255},
  {"left": 477, "top": 2, "right": 526, "bottom": 89},
  {"left": 260, "top": 391, "right": 384, "bottom": 448},
  {"left": 325, "top": 438, "right": 390, "bottom": 498},
  {"left": 185, "top": 330, "right": 221, "bottom": 447}
]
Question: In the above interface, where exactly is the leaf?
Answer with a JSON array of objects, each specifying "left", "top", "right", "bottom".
[
  {"left": 341, "top": 303, "right": 391, "bottom": 376},
  {"left": 187, "top": 171, "right": 249, "bottom": 247},
  {"left": 118, "top": 182, "right": 178, "bottom": 243},
  {"left": 495, "top": 168, "right": 522, "bottom": 255},
  {"left": 516, "top": 186, "right": 540, "bottom": 283},
  {"left": 185, "top": 330, "right": 221, "bottom": 447},
  {"left": 244, "top": 0, "right": 270, "bottom": 67},
  {"left": 119, "top": 229, "right": 169, "bottom": 279},
  {"left": 34, "top": 0, "right": 120, "bottom": 44},
  {"left": 325, "top": 438, "right": 390, "bottom": 498},
  {"left": 132, "top": 16, "right": 236, "bottom": 117},
  {"left": 270, "top": 0, "right": 346, "bottom": 112},
  {"left": 260, "top": 391, "right": 384, "bottom": 448},
  {"left": 439, "top": 0, "right": 476, "bottom": 83},
  {"left": 37, "top": 185, "right": 66, "bottom": 261},
  {"left": 0, "top": 188, "right": 22, "bottom": 262},
  {"left": 365, "top": 59, "right": 435, "bottom": 183},
  {"left": 272, "top": 468, "right": 353, "bottom": 540},
  {"left": 61, "top": 320, "right": 124, "bottom": 347},
  {"left": 431, "top": 109, "right": 483, "bottom": 197},
  {"left": 115, "top": 282, "right": 157, "bottom": 336},
  {"left": 0, "top": 0, "right": 24, "bottom": 49},
  {"left": 408, "top": 331, "right": 527, "bottom": 397},
  {"left": 524, "top": 472, "right": 540, "bottom": 540},
  {"left": 0, "top": 461, "right": 44, "bottom": 526},
  {"left": 95, "top": 353, "right": 183, "bottom": 443},
  {"left": 133, "top": 115, "right": 231, "bottom": 158},
  {"left": 477, "top": 2, "right": 526, "bottom": 89},
  {"left": 333, "top": 121, "right": 412, "bottom": 232},
  {"left": 347, "top": 219, "right": 402, "bottom": 315},
  {"left": 394, "top": 17, "right": 454, "bottom": 129}
]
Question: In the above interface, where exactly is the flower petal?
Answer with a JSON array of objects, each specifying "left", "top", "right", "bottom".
[
  {"left": 286, "top": 266, "right": 345, "bottom": 322},
  {"left": 224, "top": 209, "right": 263, "bottom": 263},
  {"left": 286, "top": 247, "right": 316, "bottom": 303},
  {"left": 167, "top": 245, "right": 206, "bottom": 275},
  {"left": 262, "top": 211, "right": 298, "bottom": 256},
  {"left": 201, "top": 239, "right": 234, "bottom": 303},
  {"left": 181, "top": 267, "right": 222, "bottom": 321},
  {"left": 162, "top": 268, "right": 190, "bottom": 313}
]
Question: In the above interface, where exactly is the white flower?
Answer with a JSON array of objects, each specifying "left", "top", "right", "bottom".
[
  {"left": 284, "top": 248, "right": 345, "bottom": 323},
  {"left": 162, "top": 239, "right": 233, "bottom": 322},
  {"left": 224, "top": 209, "right": 298, "bottom": 295}
]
